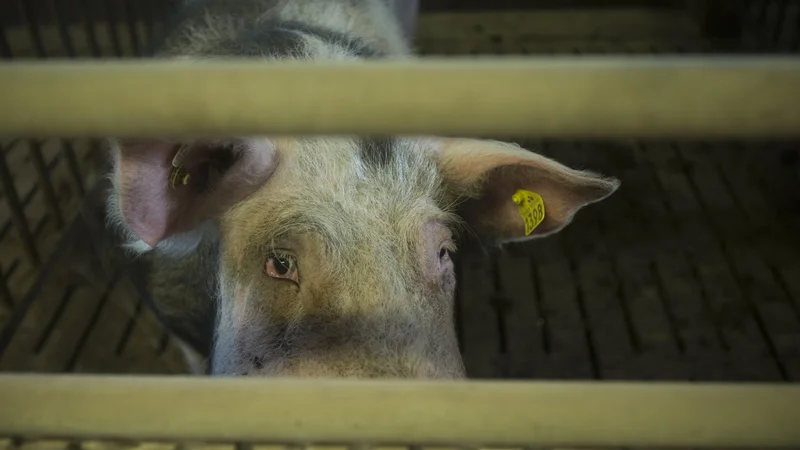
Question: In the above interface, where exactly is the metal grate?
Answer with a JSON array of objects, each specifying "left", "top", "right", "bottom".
[{"left": 0, "top": 140, "right": 97, "bottom": 304}]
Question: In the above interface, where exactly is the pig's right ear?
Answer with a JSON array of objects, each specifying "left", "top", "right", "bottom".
[
  {"left": 433, "top": 138, "right": 619, "bottom": 246},
  {"left": 109, "top": 138, "right": 277, "bottom": 251}
]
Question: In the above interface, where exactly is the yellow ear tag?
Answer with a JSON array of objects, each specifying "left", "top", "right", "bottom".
[{"left": 512, "top": 189, "right": 545, "bottom": 236}]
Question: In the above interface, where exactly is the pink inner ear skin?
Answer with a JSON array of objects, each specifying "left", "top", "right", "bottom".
[
  {"left": 115, "top": 138, "right": 278, "bottom": 248},
  {"left": 118, "top": 140, "right": 181, "bottom": 246},
  {"left": 190, "top": 139, "right": 278, "bottom": 222}
]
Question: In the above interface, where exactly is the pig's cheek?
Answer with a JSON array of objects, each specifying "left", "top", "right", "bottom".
[{"left": 255, "top": 279, "right": 302, "bottom": 321}]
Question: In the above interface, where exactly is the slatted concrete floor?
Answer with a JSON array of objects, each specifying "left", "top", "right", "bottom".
[
  {"left": 0, "top": 140, "right": 97, "bottom": 317},
  {"left": 0, "top": 9, "right": 799, "bottom": 379},
  {"left": 0, "top": 171, "right": 188, "bottom": 375}
]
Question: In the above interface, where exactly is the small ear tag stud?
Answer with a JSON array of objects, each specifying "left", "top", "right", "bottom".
[
  {"left": 512, "top": 189, "right": 545, "bottom": 236},
  {"left": 169, "top": 166, "right": 191, "bottom": 189},
  {"left": 169, "top": 144, "right": 191, "bottom": 189}
]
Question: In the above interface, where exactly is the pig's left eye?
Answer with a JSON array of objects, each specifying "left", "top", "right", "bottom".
[{"left": 265, "top": 252, "right": 299, "bottom": 283}]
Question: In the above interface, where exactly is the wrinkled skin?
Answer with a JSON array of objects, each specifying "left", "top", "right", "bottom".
[{"left": 108, "top": 0, "right": 620, "bottom": 378}]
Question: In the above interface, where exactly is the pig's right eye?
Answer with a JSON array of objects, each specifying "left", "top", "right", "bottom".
[{"left": 265, "top": 252, "right": 299, "bottom": 284}]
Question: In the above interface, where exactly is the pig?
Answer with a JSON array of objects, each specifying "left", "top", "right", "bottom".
[{"left": 107, "top": 0, "right": 620, "bottom": 377}]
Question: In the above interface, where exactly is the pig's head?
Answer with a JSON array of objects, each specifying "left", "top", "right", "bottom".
[{"left": 109, "top": 136, "right": 618, "bottom": 378}]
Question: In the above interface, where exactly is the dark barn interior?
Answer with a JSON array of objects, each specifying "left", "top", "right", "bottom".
[{"left": 0, "top": 0, "right": 799, "bottom": 383}]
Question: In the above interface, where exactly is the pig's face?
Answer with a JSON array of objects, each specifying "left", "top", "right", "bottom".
[{"left": 110, "top": 136, "right": 618, "bottom": 378}]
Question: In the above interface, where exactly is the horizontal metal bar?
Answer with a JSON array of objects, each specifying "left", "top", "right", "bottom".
[
  {"left": 1, "top": 375, "right": 799, "bottom": 448},
  {"left": 0, "top": 57, "right": 799, "bottom": 138}
]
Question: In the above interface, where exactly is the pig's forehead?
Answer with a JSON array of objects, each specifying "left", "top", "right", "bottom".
[
  {"left": 278, "top": 137, "right": 437, "bottom": 173},
  {"left": 224, "top": 190, "right": 454, "bottom": 267},
  {"left": 248, "top": 187, "right": 450, "bottom": 240},
  {"left": 272, "top": 136, "right": 444, "bottom": 200},
  {"left": 224, "top": 136, "right": 454, "bottom": 251}
]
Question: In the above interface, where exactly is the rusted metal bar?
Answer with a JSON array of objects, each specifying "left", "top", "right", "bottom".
[
  {"left": 0, "top": 145, "right": 40, "bottom": 266},
  {"left": 0, "top": 57, "right": 799, "bottom": 139}
]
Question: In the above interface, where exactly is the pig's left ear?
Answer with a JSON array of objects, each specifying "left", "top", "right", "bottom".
[
  {"left": 109, "top": 137, "right": 277, "bottom": 252},
  {"left": 433, "top": 138, "right": 620, "bottom": 244}
]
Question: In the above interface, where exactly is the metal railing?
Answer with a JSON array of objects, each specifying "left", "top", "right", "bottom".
[
  {"left": 2, "top": 374, "right": 800, "bottom": 448},
  {"left": 1, "top": 57, "right": 800, "bottom": 139}
]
